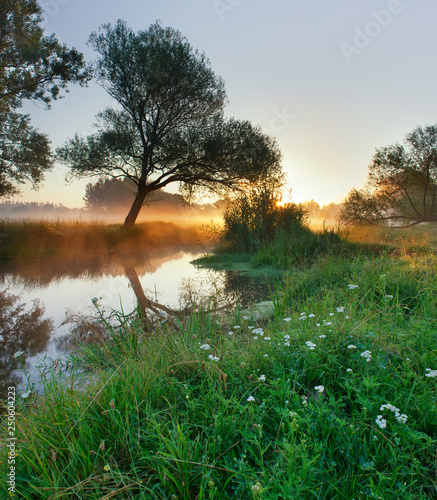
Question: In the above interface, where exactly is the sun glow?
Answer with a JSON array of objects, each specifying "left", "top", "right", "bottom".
[{"left": 276, "top": 189, "right": 294, "bottom": 207}]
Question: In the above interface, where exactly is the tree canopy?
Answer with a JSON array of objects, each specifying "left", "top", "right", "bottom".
[
  {"left": 57, "top": 20, "right": 283, "bottom": 226},
  {"left": 340, "top": 124, "right": 437, "bottom": 227},
  {"left": 0, "top": 0, "right": 91, "bottom": 196}
]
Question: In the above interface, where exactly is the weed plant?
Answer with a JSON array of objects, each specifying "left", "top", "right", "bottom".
[{"left": 1, "top": 254, "right": 436, "bottom": 499}]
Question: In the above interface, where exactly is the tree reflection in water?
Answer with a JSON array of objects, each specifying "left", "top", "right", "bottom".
[
  {"left": 0, "top": 289, "right": 53, "bottom": 397},
  {"left": 0, "top": 252, "right": 276, "bottom": 396}
]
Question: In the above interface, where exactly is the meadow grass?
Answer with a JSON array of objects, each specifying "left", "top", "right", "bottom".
[
  {"left": 1, "top": 253, "right": 436, "bottom": 499},
  {"left": 0, "top": 219, "right": 203, "bottom": 258}
]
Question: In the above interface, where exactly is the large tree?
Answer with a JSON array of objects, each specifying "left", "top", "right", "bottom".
[
  {"left": 57, "top": 21, "right": 283, "bottom": 227},
  {"left": 340, "top": 124, "right": 437, "bottom": 227},
  {"left": 0, "top": 0, "right": 91, "bottom": 196}
]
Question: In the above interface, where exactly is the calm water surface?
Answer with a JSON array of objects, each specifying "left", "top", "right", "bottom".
[{"left": 0, "top": 248, "right": 272, "bottom": 396}]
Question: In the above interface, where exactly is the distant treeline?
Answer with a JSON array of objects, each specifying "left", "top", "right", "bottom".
[
  {"left": 301, "top": 200, "right": 343, "bottom": 227},
  {"left": 0, "top": 190, "right": 221, "bottom": 223},
  {"left": 0, "top": 179, "right": 342, "bottom": 226},
  {"left": 0, "top": 201, "right": 85, "bottom": 219}
]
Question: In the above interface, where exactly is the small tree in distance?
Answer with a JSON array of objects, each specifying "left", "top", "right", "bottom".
[
  {"left": 340, "top": 124, "right": 437, "bottom": 227},
  {"left": 57, "top": 21, "right": 283, "bottom": 227}
]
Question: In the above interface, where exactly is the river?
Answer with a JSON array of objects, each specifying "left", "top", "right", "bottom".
[{"left": 0, "top": 247, "right": 272, "bottom": 397}]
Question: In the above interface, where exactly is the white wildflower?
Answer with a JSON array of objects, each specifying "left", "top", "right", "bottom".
[
  {"left": 308, "top": 313, "right": 316, "bottom": 318},
  {"left": 247, "top": 396, "right": 255, "bottom": 402},
  {"left": 360, "top": 350, "right": 372, "bottom": 362},
  {"left": 258, "top": 374, "right": 266, "bottom": 382},
  {"left": 375, "top": 415, "right": 387, "bottom": 429},
  {"left": 425, "top": 369, "right": 437, "bottom": 378},
  {"left": 347, "top": 345, "right": 357, "bottom": 349},
  {"left": 397, "top": 414, "right": 408, "bottom": 424},
  {"left": 348, "top": 285, "right": 359, "bottom": 289},
  {"left": 208, "top": 355, "right": 220, "bottom": 361},
  {"left": 336, "top": 307, "right": 345, "bottom": 313},
  {"left": 200, "top": 344, "right": 211, "bottom": 350},
  {"left": 314, "top": 385, "right": 324, "bottom": 393},
  {"left": 284, "top": 317, "right": 292, "bottom": 322},
  {"left": 251, "top": 482, "right": 262, "bottom": 493}
]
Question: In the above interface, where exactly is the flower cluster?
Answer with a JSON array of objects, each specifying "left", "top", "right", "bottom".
[
  {"left": 425, "top": 368, "right": 437, "bottom": 378},
  {"left": 360, "top": 350, "right": 372, "bottom": 362},
  {"left": 375, "top": 415, "right": 387, "bottom": 429},
  {"left": 376, "top": 403, "right": 408, "bottom": 428},
  {"left": 252, "top": 328, "right": 264, "bottom": 336}
]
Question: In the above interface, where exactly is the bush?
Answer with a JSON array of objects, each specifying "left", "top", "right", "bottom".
[{"left": 221, "top": 187, "right": 308, "bottom": 253}]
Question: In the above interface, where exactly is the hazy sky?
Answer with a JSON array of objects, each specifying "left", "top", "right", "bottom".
[{"left": 15, "top": 0, "right": 437, "bottom": 207}]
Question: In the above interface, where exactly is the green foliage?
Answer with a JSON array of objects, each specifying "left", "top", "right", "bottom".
[
  {"left": 0, "top": 0, "right": 91, "bottom": 196},
  {"left": 57, "top": 20, "right": 283, "bottom": 226},
  {"left": 340, "top": 124, "right": 437, "bottom": 227},
  {"left": 2, "top": 254, "right": 436, "bottom": 499},
  {"left": 221, "top": 186, "right": 307, "bottom": 254}
]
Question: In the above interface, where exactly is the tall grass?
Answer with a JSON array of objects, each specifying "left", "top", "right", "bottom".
[
  {"left": 0, "top": 219, "right": 203, "bottom": 258},
  {"left": 1, "top": 254, "right": 436, "bottom": 499},
  {"left": 220, "top": 187, "right": 307, "bottom": 254}
]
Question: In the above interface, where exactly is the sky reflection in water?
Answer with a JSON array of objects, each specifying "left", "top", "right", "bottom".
[{"left": 0, "top": 250, "right": 272, "bottom": 396}]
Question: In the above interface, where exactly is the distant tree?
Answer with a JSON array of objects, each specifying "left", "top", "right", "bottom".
[
  {"left": 0, "top": 0, "right": 91, "bottom": 196},
  {"left": 340, "top": 125, "right": 437, "bottom": 227},
  {"left": 83, "top": 178, "right": 135, "bottom": 212},
  {"left": 57, "top": 21, "right": 283, "bottom": 227}
]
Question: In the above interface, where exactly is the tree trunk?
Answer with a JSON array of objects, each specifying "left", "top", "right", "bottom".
[{"left": 124, "top": 184, "right": 148, "bottom": 227}]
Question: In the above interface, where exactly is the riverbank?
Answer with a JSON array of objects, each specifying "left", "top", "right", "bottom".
[
  {"left": 1, "top": 250, "right": 436, "bottom": 499},
  {"left": 0, "top": 219, "right": 205, "bottom": 259}
]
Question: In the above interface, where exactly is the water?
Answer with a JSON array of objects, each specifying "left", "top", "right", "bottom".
[{"left": 0, "top": 248, "right": 272, "bottom": 396}]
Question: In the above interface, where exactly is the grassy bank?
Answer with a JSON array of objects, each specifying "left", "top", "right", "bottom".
[
  {"left": 1, "top": 252, "right": 436, "bottom": 499},
  {"left": 0, "top": 219, "right": 204, "bottom": 259}
]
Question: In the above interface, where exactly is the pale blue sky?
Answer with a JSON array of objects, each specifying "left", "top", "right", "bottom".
[{"left": 16, "top": 0, "right": 437, "bottom": 207}]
